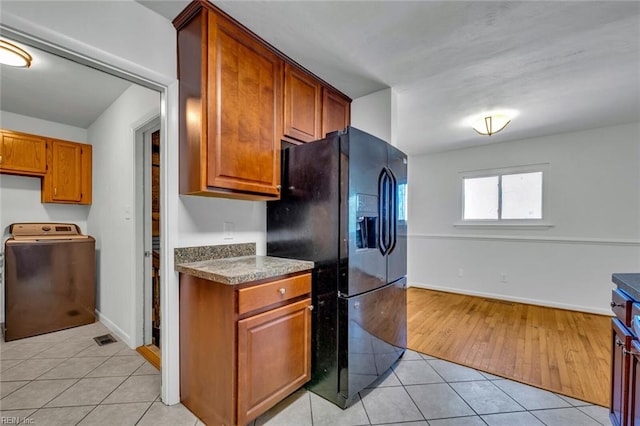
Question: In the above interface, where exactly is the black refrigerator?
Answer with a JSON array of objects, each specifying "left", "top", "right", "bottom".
[{"left": 267, "top": 126, "right": 407, "bottom": 408}]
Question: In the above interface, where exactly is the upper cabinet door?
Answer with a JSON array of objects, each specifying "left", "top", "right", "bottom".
[
  {"left": 42, "top": 140, "right": 92, "bottom": 205},
  {"left": 206, "top": 12, "right": 283, "bottom": 198},
  {"left": 283, "top": 63, "right": 322, "bottom": 143},
  {"left": 0, "top": 130, "right": 47, "bottom": 176},
  {"left": 51, "top": 140, "right": 82, "bottom": 202},
  {"left": 322, "top": 89, "right": 351, "bottom": 137}
]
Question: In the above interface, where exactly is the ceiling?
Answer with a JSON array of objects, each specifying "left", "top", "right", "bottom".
[
  {"left": 2, "top": 1, "right": 638, "bottom": 156},
  {"left": 0, "top": 43, "right": 132, "bottom": 129}
]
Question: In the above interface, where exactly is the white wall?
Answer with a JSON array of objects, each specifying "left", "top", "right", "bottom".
[
  {"left": 351, "top": 88, "right": 393, "bottom": 143},
  {"left": 408, "top": 122, "right": 640, "bottom": 314},
  {"left": 87, "top": 84, "right": 159, "bottom": 346},
  {"left": 178, "top": 196, "right": 266, "bottom": 254}
]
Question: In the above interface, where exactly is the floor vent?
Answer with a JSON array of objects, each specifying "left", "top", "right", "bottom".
[{"left": 94, "top": 334, "right": 117, "bottom": 346}]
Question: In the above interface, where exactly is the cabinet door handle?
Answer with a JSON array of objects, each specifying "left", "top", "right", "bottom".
[
  {"left": 308, "top": 305, "right": 314, "bottom": 311},
  {"left": 616, "top": 338, "right": 624, "bottom": 347},
  {"left": 611, "top": 301, "right": 624, "bottom": 308},
  {"left": 278, "top": 288, "right": 286, "bottom": 295},
  {"left": 0, "top": 154, "right": 3, "bottom": 164},
  {"left": 54, "top": 187, "right": 57, "bottom": 196}
]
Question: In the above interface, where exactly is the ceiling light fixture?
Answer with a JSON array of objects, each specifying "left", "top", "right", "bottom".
[
  {"left": 472, "top": 114, "right": 511, "bottom": 136},
  {"left": 0, "top": 40, "right": 32, "bottom": 68}
]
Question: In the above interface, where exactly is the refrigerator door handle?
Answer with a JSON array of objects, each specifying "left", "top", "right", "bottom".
[
  {"left": 388, "top": 168, "right": 398, "bottom": 254},
  {"left": 378, "top": 169, "right": 389, "bottom": 255}
]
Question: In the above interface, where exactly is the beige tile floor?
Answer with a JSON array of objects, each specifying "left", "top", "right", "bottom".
[
  {"left": 1, "top": 322, "right": 197, "bottom": 425},
  {"left": 1, "top": 321, "right": 611, "bottom": 425}
]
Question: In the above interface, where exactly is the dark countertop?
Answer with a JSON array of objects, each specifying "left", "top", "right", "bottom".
[
  {"left": 613, "top": 273, "right": 640, "bottom": 301},
  {"left": 175, "top": 255, "right": 314, "bottom": 285}
]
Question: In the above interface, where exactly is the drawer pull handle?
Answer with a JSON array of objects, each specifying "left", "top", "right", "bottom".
[
  {"left": 278, "top": 288, "right": 286, "bottom": 295},
  {"left": 611, "top": 301, "right": 624, "bottom": 308}
]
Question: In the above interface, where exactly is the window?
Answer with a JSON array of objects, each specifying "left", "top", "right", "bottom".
[
  {"left": 397, "top": 182, "right": 408, "bottom": 222},
  {"left": 463, "top": 170, "right": 544, "bottom": 221}
]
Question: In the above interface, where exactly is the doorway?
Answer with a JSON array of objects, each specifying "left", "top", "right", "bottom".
[{"left": 136, "top": 121, "right": 161, "bottom": 370}]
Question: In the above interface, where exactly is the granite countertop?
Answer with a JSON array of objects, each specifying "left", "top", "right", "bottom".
[
  {"left": 176, "top": 255, "right": 314, "bottom": 285},
  {"left": 613, "top": 273, "right": 640, "bottom": 301}
]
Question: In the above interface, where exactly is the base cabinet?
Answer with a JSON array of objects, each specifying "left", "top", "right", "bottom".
[
  {"left": 180, "top": 272, "right": 311, "bottom": 426},
  {"left": 611, "top": 285, "right": 640, "bottom": 426},
  {"left": 237, "top": 298, "right": 311, "bottom": 425},
  {"left": 612, "top": 318, "right": 634, "bottom": 426}
]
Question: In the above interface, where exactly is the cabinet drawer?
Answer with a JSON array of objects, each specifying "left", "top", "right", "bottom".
[
  {"left": 612, "top": 289, "right": 634, "bottom": 327},
  {"left": 238, "top": 273, "right": 311, "bottom": 315}
]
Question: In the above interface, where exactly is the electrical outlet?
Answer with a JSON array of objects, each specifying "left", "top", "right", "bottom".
[{"left": 500, "top": 273, "right": 508, "bottom": 283}]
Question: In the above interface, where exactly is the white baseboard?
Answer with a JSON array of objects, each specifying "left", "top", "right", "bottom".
[
  {"left": 95, "top": 310, "right": 133, "bottom": 348},
  {"left": 409, "top": 282, "right": 614, "bottom": 316}
]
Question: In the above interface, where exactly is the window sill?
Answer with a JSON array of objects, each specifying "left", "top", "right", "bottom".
[{"left": 453, "top": 221, "right": 554, "bottom": 230}]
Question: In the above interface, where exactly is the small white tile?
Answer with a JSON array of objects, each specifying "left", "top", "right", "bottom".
[
  {"left": 578, "top": 405, "right": 611, "bottom": 425},
  {"left": 427, "top": 360, "right": 486, "bottom": 382},
  {"left": 38, "top": 357, "right": 108, "bottom": 380},
  {"left": 492, "top": 379, "right": 570, "bottom": 410},
  {"left": 530, "top": 407, "right": 601, "bottom": 425},
  {"left": 255, "top": 389, "right": 312, "bottom": 426},
  {"left": 429, "top": 416, "right": 486, "bottom": 426},
  {"left": 102, "top": 375, "right": 161, "bottom": 404},
  {"left": 449, "top": 381, "right": 524, "bottom": 415},
  {"left": 86, "top": 356, "right": 144, "bottom": 378},
  {"left": 393, "top": 360, "right": 444, "bottom": 385},
  {"left": 405, "top": 383, "right": 474, "bottom": 420},
  {"left": 77, "top": 402, "right": 150, "bottom": 425},
  {"left": 0, "top": 381, "right": 29, "bottom": 399},
  {"left": 401, "top": 350, "right": 424, "bottom": 360},
  {"left": 309, "top": 391, "right": 369, "bottom": 426},
  {"left": 482, "top": 411, "right": 545, "bottom": 426},
  {"left": 28, "top": 405, "right": 95, "bottom": 425},
  {"left": 1, "top": 358, "right": 65, "bottom": 381},
  {"left": 46, "top": 377, "right": 125, "bottom": 407},
  {"left": 136, "top": 401, "right": 199, "bottom": 426},
  {"left": 360, "top": 386, "right": 423, "bottom": 424},
  {"left": 1, "top": 379, "right": 76, "bottom": 410}
]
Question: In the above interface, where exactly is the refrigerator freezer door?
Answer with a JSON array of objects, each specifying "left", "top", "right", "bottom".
[
  {"left": 337, "top": 277, "right": 407, "bottom": 405},
  {"left": 387, "top": 144, "right": 408, "bottom": 284},
  {"left": 342, "top": 127, "right": 388, "bottom": 297}
]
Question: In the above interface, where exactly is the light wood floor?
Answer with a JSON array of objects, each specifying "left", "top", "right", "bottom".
[{"left": 407, "top": 287, "right": 611, "bottom": 407}]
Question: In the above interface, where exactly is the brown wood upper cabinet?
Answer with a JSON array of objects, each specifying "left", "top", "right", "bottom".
[
  {"left": 175, "top": 2, "right": 283, "bottom": 200},
  {"left": 0, "top": 129, "right": 47, "bottom": 176},
  {"left": 283, "top": 63, "right": 352, "bottom": 144},
  {"left": 0, "top": 129, "right": 92, "bottom": 205},
  {"left": 322, "top": 87, "right": 351, "bottom": 137},
  {"left": 283, "top": 63, "right": 322, "bottom": 143},
  {"left": 42, "top": 139, "right": 92, "bottom": 205},
  {"left": 174, "top": 1, "right": 351, "bottom": 199}
]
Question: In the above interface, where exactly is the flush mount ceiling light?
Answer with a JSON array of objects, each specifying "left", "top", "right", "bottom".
[
  {"left": 472, "top": 114, "right": 511, "bottom": 136},
  {"left": 0, "top": 40, "right": 32, "bottom": 68}
]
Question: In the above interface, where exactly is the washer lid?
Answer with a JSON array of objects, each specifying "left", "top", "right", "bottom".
[{"left": 9, "top": 223, "right": 88, "bottom": 240}]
